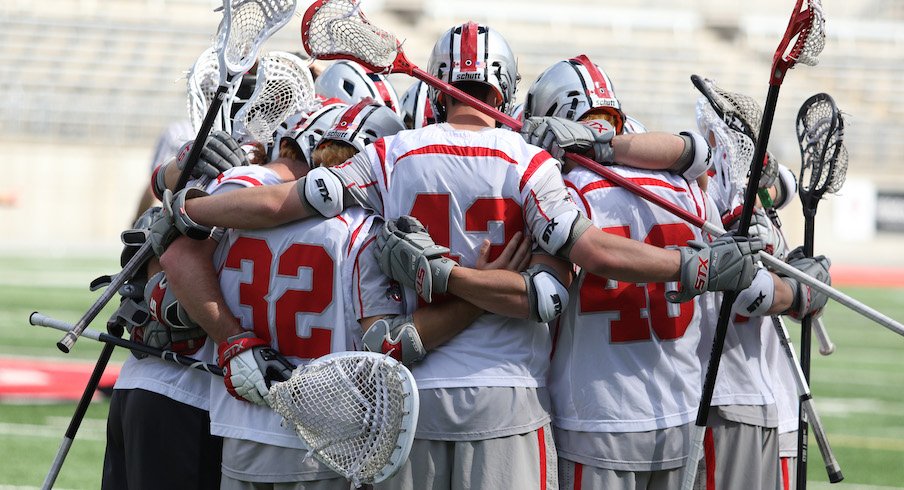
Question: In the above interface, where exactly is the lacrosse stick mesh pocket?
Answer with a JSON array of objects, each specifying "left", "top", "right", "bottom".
[
  {"left": 797, "top": 96, "right": 848, "bottom": 195},
  {"left": 304, "top": 0, "right": 399, "bottom": 70},
  {"left": 267, "top": 353, "right": 414, "bottom": 485}
]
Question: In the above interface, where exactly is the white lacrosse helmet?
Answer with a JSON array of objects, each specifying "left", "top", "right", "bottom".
[
  {"left": 314, "top": 60, "right": 402, "bottom": 116},
  {"left": 284, "top": 102, "right": 348, "bottom": 167},
  {"left": 524, "top": 54, "right": 625, "bottom": 133},
  {"left": 399, "top": 81, "right": 437, "bottom": 129},
  {"left": 426, "top": 22, "right": 520, "bottom": 115},
  {"left": 318, "top": 98, "right": 406, "bottom": 153}
]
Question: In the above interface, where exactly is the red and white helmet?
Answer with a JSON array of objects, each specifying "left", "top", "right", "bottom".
[
  {"left": 319, "top": 98, "right": 405, "bottom": 153},
  {"left": 524, "top": 54, "right": 625, "bottom": 133},
  {"left": 284, "top": 103, "right": 348, "bottom": 167},
  {"left": 314, "top": 60, "right": 402, "bottom": 116},
  {"left": 400, "top": 81, "right": 437, "bottom": 129},
  {"left": 426, "top": 22, "right": 520, "bottom": 115}
]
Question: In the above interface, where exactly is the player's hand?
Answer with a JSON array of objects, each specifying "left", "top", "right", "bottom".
[
  {"left": 218, "top": 332, "right": 295, "bottom": 405},
  {"left": 148, "top": 188, "right": 214, "bottom": 256},
  {"left": 132, "top": 271, "right": 207, "bottom": 356},
  {"left": 520, "top": 116, "right": 615, "bottom": 163},
  {"left": 667, "top": 233, "right": 764, "bottom": 303},
  {"left": 175, "top": 131, "right": 249, "bottom": 180},
  {"left": 475, "top": 231, "right": 532, "bottom": 272},
  {"left": 724, "top": 207, "right": 788, "bottom": 260},
  {"left": 778, "top": 246, "right": 831, "bottom": 321},
  {"left": 375, "top": 216, "right": 457, "bottom": 303}
]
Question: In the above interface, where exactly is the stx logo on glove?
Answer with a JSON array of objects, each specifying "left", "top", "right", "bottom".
[
  {"left": 542, "top": 218, "right": 559, "bottom": 244},
  {"left": 694, "top": 256, "right": 710, "bottom": 291},
  {"left": 416, "top": 267, "right": 426, "bottom": 295},
  {"left": 581, "top": 120, "right": 610, "bottom": 134}
]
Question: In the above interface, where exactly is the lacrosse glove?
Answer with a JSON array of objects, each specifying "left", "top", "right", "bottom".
[
  {"left": 152, "top": 131, "right": 248, "bottom": 200},
  {"left": 667, "top": 233, "right": 765, "bottom": 303},
  {"left": 724, "top": 207, "right": 788, "bottom": 261},
  {"left": 520, "top": 116, "right": 615, "bottom": 163},
  {"left": 362, "top": 315, "right": 427, "bottom": 366},
  {"left": 218, "top": 332, "right": 295, "bottom": 406},
  {"left": 375, "top": 216, "right": 457, "bottom": 303},
  {"left": 148, "top": 188, "right": 213, "bottom": 256},
  {"left": 778, "top": 246, "right": 831, "bottom": 320},
  {"left": 132, "top": 271, "right": 208, "bottom": 356}
]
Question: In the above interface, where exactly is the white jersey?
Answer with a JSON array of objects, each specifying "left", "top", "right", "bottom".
[
  {"left": 763, "top": 319, "right": 800, "bottom": 435},
  {"left": 205, "top": 165, "right": 372, "bottom": 448},
  {"left": 333, "top": 123, "right": 578, "bottom": 390},
  {"left": 703, "top": 154, "right": 777, "bottom": 413},
  {"left": 550, "top": 165, "right": 709, "bottom": 433},
  {"left": 113, "top": 340, "right": 214, "bottom": 410}
]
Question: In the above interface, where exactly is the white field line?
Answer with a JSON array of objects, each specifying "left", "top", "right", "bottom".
[
  {"left": 817, "top": 397, "right": 904, "bottom": 418},
  {"left": 0, "top": 416, "right": 106, "bottom": 441},
  {"left": 808, "top": 483, "right": 904, "bottom": 490}
]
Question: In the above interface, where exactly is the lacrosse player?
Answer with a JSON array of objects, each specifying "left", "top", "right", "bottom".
[
  {"left": 158, "top": 100, "right": 406, "bottom": 489},
  {"left": 133, "top": 118, "right": 194, "bottom": 221},
  {"left": 694, "top": 94, "right": 831, "bottom": 490},
  {"left": 102, "top": 130, "right": 252, "bottom": 490}
]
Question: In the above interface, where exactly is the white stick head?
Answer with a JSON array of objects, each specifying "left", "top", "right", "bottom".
[
  {"left": 301, "top": 0, "right": 400, "bottom": 72},
  {"left": 216, "top": 0, "right": 298, "bottom": 83}
]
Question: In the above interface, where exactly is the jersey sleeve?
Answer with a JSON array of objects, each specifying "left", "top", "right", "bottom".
[
  {"left": 351, "top": 217, "right": 405, "bottom": 321},
  {"left": 329, "top": 150, "right": 384, "bottom": 216},
  {"left": 520, "top": 156, "right": 583, "bottom": 248}
]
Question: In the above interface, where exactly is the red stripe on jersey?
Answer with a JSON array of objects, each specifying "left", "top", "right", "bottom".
[
  {"left": 537, "top": 426, "right": 547, "bottom": 490},
  {"left": 573, "top": 461, "right": 583, "bottom": 490},
  {"left": 704, "top": 428, "right": 716, "bottom": 490},
  {"left": 571, "top": 54, "right": 613, "bottom": 99},
  {"left": 347, "top": 219, "right": 367, "bottom": 256},
  {"left": 529, "top": 190, "right": 551, "bottom": 220},
  {"left": 346, "top": 181, "right": 378, "bottom": 189},
  {"left": 333, "top": 98, "right": 372, "bottom": 132},
  {"left": 460, "top": 22, "right": 479, "bottom": 73},
  {"left": 398, "top": 145, "right": 519, "bottom": 164},
  {"left": 334, "top": 214, "right": 348, "bottom": 226},
  {"left": 219, "top": 175, "right": 263, "bottom": 187},
  {"left": 780, "top": 457, "right": 790, "bottom": 490},
  {"left": 564, "top": 180, "right": 592, "bottom": 220},
  {"left": 374, "top": 138, "right": 389, "bottom": 188},
  {"left": 520, "top": 151, "right": 554, "bottom": 192},
  {"left": 579, "top": 177, "right": 688, "bottom": 195}
]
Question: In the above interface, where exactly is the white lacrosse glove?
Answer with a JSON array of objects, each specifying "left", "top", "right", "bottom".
[
  {"left": 361, "top": 315, "right": 427, "bottom": 366},
  {"left": 667, "top": 233, "right": 765, "bottom": 303},
  {"left": 375, "top": 216, "right": 457, "bottom": 303},
  {"left": 520, "top": 116, "right": 615, "bottom": 163},
  {"left": 147, "top": 188, "right": 213, "bottom": 256},
  {"left": 217, "top": 332, "right": 295, "bottom": 406},
  {"left": 778, "top": 246, "right": 832, "bottom": 321}
]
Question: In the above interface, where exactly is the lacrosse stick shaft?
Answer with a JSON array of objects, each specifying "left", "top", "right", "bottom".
[
  {"left": 176, "top": 84, "right": 230, "bottom": 190},
  {"left": 35, "top": 312, "right": 223, "bottom": 375},
  {"left": 56, "top": 244, "right": 155, "bottom": 352},
  {"left": 42, "top": 339, "right": 118, "bottom": 490},
  {"left": 797, "top": 202, "right": 819, "bottom": 488},
  {"left": 771, "top": 315, "right": 843, "bottom": 482},
  {"left": 814, "top": 318, "right": 835, "bottom": 355}
]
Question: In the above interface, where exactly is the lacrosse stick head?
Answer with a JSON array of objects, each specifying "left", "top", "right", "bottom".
[
  {"left": 796, "top": 92, "right": 847, "bottom": 202},
  {"left": 216, "top": 0, "right": 297, "bottom": 84},
  {"left": 187, "top": 47, "right": 223, "bottom": 133},
  {"left": 266, "top": 351, "right": 419, "bottom": 486},
  {"left": 772, "top": 0, "right": 825, "bottom": 83},
  {"left": 232, "top": 51, "right": 318, "bottom": 145},
  {"left": 301, "top": 0, "right": 406, "bottom": 74}
]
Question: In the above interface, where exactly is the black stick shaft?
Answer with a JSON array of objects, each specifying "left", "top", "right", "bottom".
[
  {"left": 175, "top": 83, "right": 230, "bottom": 190},
  {"left": 797, "top": 209, "right": 818, "bottom": 489}
]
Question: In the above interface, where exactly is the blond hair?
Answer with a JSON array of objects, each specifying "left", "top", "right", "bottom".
[{"left": 313, "top": 140, "right": 359, "bottom": 167}]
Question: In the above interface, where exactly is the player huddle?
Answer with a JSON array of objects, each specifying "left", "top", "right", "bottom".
[{"left": 104, "top": 20, "right": 831, "bottom": 490}]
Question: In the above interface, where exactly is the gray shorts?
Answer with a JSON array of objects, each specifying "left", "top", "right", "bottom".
[
  {"left": 558, "top": 456, "right": 686, "bottom": 490},
  {"left": 780, "top": 456, "right": 797, "bottom": 490},
  {"left": 374, "top": 423, "right": 557, "bottom": 490},
  {"left": 703, "top": 410, "right": 780, "bottom": 490}
]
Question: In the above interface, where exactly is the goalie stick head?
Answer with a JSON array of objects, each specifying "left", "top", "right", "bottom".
[
  {"left": 266, "top": 351, "right": 418, "bottom": 486},
  {"left": 796, "top": 92, "right": 847, "bottom": 201}
]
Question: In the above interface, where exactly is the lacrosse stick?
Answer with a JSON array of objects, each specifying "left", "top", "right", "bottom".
[
  {"left": 794, "top": 92, "right": 847, "bottom": 488},
  {"left": 771, "top": 315, "right": 843, "bottom": 483},
  {"left": 694, "top": 75, "right": 837, "bottom": 357},
  {"left": 682, "top": 2, "right": 825, "bottom": 489},
  {"left": 187, "top": 46, "right": 236, "bottom": 136},
  {"left": 55, "top": 0, "right": 296, "bottom": 353},
  {"left": 33, "top": 313, "right": 419, "bottom": 486},
  {"left": 232, "top": 51, "right": 319, "bottom": 146}
]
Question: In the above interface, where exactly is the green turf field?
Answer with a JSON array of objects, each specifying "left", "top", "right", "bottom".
[{"left": 1, "top": 255, "right": 903, "bottom": 488}]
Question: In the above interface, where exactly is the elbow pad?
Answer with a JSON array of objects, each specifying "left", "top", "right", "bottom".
[
  {"left": 674, "top": 131, "right": 712, "bottom": 181},
  {"left": 297, "top": 167, "right": 344, "bottom": 218},
  {"left": 731, "top": 267, "right": 775, "bottom": 321},
  {"left": 521, "top": 264, "right": 569, "bottom": 322},
  {"left": 537, "top": 209, "right": 593, "bottom": 258}
]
